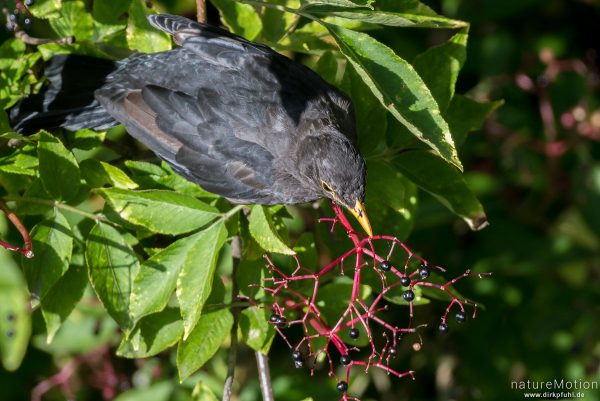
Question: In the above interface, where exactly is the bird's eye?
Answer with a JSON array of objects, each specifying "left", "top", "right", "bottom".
[{"left": 321, "top": 181, "right": 334, "bottom": 193}]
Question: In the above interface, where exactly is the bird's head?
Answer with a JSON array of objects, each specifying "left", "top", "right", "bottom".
[{"left": 299, "top": 133, "right": 372, "bottom": 237}]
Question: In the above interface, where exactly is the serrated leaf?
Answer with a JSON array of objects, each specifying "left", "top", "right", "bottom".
[
  {"left": 127, "top": 0, "right": 172, "bottom": 53},
  {"left": 21, "top": 211, "right": 73, "bottom": 303},
  {"left": 49, "top": 1, "right": 94, "bottom": 41},
  {"left": 212, "top": 0, "right": 263, "bottom": 40},
  {"left": 326, "top": 24, "right": 462, "bottom": 170},
  {"left": 310, "top": 10, "right": 467, "bottom": 28},
  {"left": 239, "top": 307, "right": 275, "bottom": 353},
  {"left": 176, "top": 308, "right": 233, "bottom": 381},
  {"left": 414, "top": 29, "right": 468, "bottom": 112},
  {"left": 300, "top": 0, "right": 373, "bottom": 10},
  {"left": 37, "top": 131, "right": 81, "bottom": 201},
  {"left": 249, "top": 206, "right": 295, "bottom": 255},
  {"left": 393, "top": 150, "right": 488, "bottom": 231},
  {"left": 41, "top": 264, "right": 88, "bottom": 343},
  {"left": 86, "top": 222, "right": 140, "bottom": 331},
  {"left": 0, "top": 251, "right": 31, "bottom": 371},
  {"left": 130, "top": 232, "right": 215, "bottom": 323},
  {"left": 98, "top": 188, "right": 220, "bottom": 235},
  {"left": 80, "top": 159, "right": 138, "bottom": 189},
  {"left": 117, "top": 307, "right": 183, "bottom": 358},
  {"left": 176, "top": 222, "right": 227, "bottom": 338}
]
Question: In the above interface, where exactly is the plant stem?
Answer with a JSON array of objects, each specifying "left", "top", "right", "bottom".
[
  {"left": 196, "top": 0, "right": 206, "bottom": 23},
  {"left": 222, "top": 236, "right": 242, "bottom": 401},
  {"left": 0, "top": 199, "right": 34, "bottom": 258},
  {"left": 255, "top": 352, "right": 274, "bottom": 401}
]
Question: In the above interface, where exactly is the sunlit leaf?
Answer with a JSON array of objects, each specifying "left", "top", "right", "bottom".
[
  {"left": 327, "top": 24, "right": 462, "bottom": 170},
  {"left": 177, "top": 308, "right": 234, "bottom": 380}
]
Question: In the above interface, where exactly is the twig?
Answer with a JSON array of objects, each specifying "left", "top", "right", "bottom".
[
  {"left": 0, "top": 199, "right": 34, "bottom": 258},
  {"left": 255, "top": 352, "right": 275, "bottom": 401},
  {"left": 196, "top": 0, "right": 206, "bottom": 23},
  {"left": 15, "top": 30, "right": 74, "bottom": 45},
  {"left": 2, "top": 8, "right": 73, "bottom": 45},
  {"left": 222, "top": 236, "right": 242, "bottom": 401}
]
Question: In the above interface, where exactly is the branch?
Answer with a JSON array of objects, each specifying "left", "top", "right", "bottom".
[
  {"left": 255, "top": 352, "right": 274, "bottom": 401},
  {"left": 196, "top": 0, "right": 206, "bottom": 23},
  {"left": 222, "top": 236, "right": 242, "bottom": 401}
]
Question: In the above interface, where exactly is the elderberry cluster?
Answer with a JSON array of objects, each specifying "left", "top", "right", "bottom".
[
  {"left": 257, "top": 203, "right": 491, "bottom": 401},
  {"left": 4, "top": 0, "right": 34, "bottom": 32}
]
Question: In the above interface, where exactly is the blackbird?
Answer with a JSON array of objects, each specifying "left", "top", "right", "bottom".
[{"left": 11, "top": 14, "right": 372, "bottom": 236}]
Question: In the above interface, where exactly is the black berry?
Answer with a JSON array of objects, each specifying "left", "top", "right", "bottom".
[
  {"left": 9, "top": 13, "right": 17, "bottom": 22},
  {"left": 388, "top": 346, "right": 398, "bottom": 356},
  {"left": 292, "top": 350, "right": 302, "bottom": 361},
  {"left": 25, "top": 0, "right": 36, "bottom": 6},
  {"left": 438, "top": 322, "right": 449, "bottom": 334},
  {"left": 348, "top": 327, "right": 360, "bottom": 339},
  {"left": 336, "top": 381, "right": 348, "bottom": 392},
  {"left": 5, "top": 21, "right": 15, "bottom": 32},
  {"left": 340, "top": 354, "right": 351, "bottom": 365},
  {"left": 400, "top": 276, "right": 411, "bottom": 286},
  {"left": 294, "top": 359, "right": 304, "bottom": 368},
  {"left": 24, "top": 17, "right": 32, "bottom": 28},
  {"left": 418, "top": 263, "right": 430, "bottom": 279},
  {"left": 276, "top": 315, "right": 287, "bottom": 327},
  {"left": 380, "top": 260, "right": 391, "bottom": 271},
  {"left": 455, "top": 311, "right": 467, "bottom": 323},
  {"left": 402, "top": 290, "right": 415, "bottom": 302},
  {"left": 269, "top": 314, "right": 279, "bottom": 324}
]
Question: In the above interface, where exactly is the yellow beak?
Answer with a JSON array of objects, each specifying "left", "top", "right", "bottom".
[{"left": 347, "top": 200, "right": 373, "bottom": 237}]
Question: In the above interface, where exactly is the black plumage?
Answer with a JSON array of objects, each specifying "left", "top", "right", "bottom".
[{"left": 11, "top": 14, "right": 372, "bottom": 234}]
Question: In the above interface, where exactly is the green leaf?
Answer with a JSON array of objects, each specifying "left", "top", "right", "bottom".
[
  {"left": 41, "top": 265, "right": 88, "bottom": 343},
  {"left": 249, "top": 206, "right": 295, "bottom": 255},
  {"left": 117, "top": 307, "right": 183, "bottom": 358},
  {"left": 326, "top": 24, "right": 462, "bottom": 170},
  {"left": 176, "top": 308, "right": 234, "bottom": 381},
  {"left": 21, "top": 211, "right": 73, "bottom": 303},
  {"left": 66, "top": 129, "right": 106, "bottom": 150},
  {"left": 344, "top": 64, "right": 388, "bottom": 156},
  {"left": 130, "top": 231, "right": 218, "bottom": 323},
  {"left": 86, "top": 222, "right": 140, "bottom": 330},
  {"left": 27, "top": 0, "right": 62, "bottom": 19},
  {"left": 261, "top": 0, "right": 301, "bottom": 43},
  {"left": 192, "top": 382, "right": 219, "bottom": 401},
  {"left": 97, "top": 188, "right": 220, "bottom": 235},
  {"left": 413, "top": 29, "right": 468, "bottom": 112},
  {"left": 212, "top": 0, "right": 263, "bottom": 40},
  {"left": 445, "top": 95, "right": 503, "bottom": 146},
  {"left": 80, "top": 159, "right": 139, "bottom": 189},
  {"left": 310, "top": 10, "right": 467, "bottom": 28},
  {"left": 113, "top": 381, "right": 174, "bottom": 401},
  {"left": 48, "top": 1, "right": 94, "bottom": 41},
  {"left": 176, "top": 222, "right": 228, "bottom": 338},
  {"left": 239, "top": 307, "right": 275, "bottom": 353},
  {"left": 300, "top": 0, "right": 374, "bottom": 10},
  {"left": 37, "top": 131, "right": 81, "bottom": 201},
  {"left": 0, "top": 250, "right": 31, "bottom": 371},
  {"left": 365, "top": 160, "right": 416, "bottom": 240},
  {"left": 127, "top": 0, "right": 172, "bottom": 53},
  {"left": 392, "top": 150, "right": 488, "bottom": 231}
]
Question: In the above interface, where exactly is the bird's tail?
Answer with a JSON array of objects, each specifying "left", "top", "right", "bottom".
[{"left": 9, "top": 54, "right": 119, "bottom": 134}]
